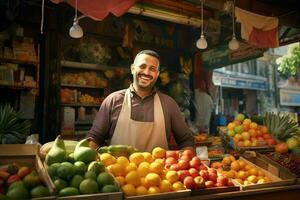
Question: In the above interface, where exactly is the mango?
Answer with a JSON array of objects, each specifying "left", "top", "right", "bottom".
[
  {"left": 6, "top": 184, "right": 29, "bottom": 200},
  {"left": 57, "top": 162, "right": 75, "bottom": 180},
  {"left": 30, "top": 185, "right": 50, "bottom": 198},
  {"left": 79, "top": 179, "right": 99, "bottom": 194},
  {"left": 74, "top": 138, "right": 97, "bottom": 163},
  {"left": 59, "top": 187, "right": 80, "bottom": 197},
  {"left": 46, "top": 135, "right": 67, "bottom": 165}
]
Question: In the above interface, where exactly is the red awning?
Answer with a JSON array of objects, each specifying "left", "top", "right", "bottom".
[{"left": 51, "top": 0, "right": 138, "bottom": 20}]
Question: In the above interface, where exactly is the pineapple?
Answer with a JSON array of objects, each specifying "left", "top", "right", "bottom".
[
  {"left": 0, "top": 104, "right": 31, "bottom": 144},
  {"left": 264, "top": 112, "right": 300, "bottom": 142}
]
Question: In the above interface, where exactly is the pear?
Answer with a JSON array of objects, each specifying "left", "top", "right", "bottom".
[
  {"left": 45, "top": 135, "right": 67, "bottom": 165},
  {"left": 74, "top": 138, "right": 97, "bottom": 164}
]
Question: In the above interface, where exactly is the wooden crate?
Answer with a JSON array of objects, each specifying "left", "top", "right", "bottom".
[
  {"left": 125, "top": 189, "right": 191, "bottom": 200},
  {"left": 255, "top": 153, "right": 298, "bottom": 183},
  {"left": 43, "top": 161, "right": 123, "bottom": 200},
  {"left": 0, "top": 144, "right": 56, "bottom": 199},
  {"left": 218, "top": 126, "right": 275, "bottom": 152},
  {"left": 191, "top": 185, "right": 239, "bottom": 195},
  {"left": 232, "top": 157, "right": 295, "bottom": 190}
]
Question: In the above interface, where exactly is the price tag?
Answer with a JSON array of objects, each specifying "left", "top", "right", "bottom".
[
  {"left": 196, "top": 146, "right": 208, "bottom": 159},
  {"left": 268, "top": 164, "right": 279, "bottom": 177}
]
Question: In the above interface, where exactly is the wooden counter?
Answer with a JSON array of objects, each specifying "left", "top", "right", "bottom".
[{"left": 176, "top": 184, "right": 300, "bottom": 200}]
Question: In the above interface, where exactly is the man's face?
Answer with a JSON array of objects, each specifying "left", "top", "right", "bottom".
[{"left": 131, "top": 54, "right": 160, "bottom": 90}]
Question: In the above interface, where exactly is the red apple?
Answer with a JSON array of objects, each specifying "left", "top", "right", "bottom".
[
  {"left": 183, "top": 176, "right": 195, "bottom": 189},
  {"left": 177, "top": 159, "right": 190, "bottom": 170},
  {"left": 177, "top": 170, "right": 190, "bottom": 182},
  {"left": 190, "top": 156, "right": 201, "bottom": 170},
  {"left": 209, "top": 168, "right": 217, "bottom": 174},
  {"left": 17, "top": 166, "right": 31, "bottom": 178},
  {"left": 199, "top": 170, "right": 210, "bottom": 181},
  {"left": 199, "top": 164, "right": 208, "bottom": 171},
  {"left": 205, "top": 180, "right": 215, "bottom": 188},
  {"left": 165, "top": 157, "right": 178, "bottom": 168},
  {"left": 6, "top": 174, "right": 20, "bottom": 186},
  {"left": 194, "top": 176, "right": 205, "bottom": 189},
  {"left": 209, "top": 172, "right": 217, "bottom": 183},
  {"left": 166, "top": 150, "right": 179, "bottom": 159},
  {"left": 217, "top": 175, "right": 229, "bottom": 186},
  {"left": 169, "top": 164, "right": 179, "bottom": 171},
  {"left": 189, "top": 168, "right": 199, "bottom": 178},
  {"left": 181, "top": 149, "right": 194, "bottom": 160}
]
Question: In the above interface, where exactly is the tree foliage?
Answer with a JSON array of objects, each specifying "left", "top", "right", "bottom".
[{"left": 276, "top": 43, "right": 300, "bottom": 77}]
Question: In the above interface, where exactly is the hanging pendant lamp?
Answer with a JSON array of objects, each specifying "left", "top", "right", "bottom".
[
  {"left": 69, "top": 0, "right": 83, "bottom": 38},
  {"left": 228, "top": 0, "right": 239, "bottom": 50},
  {"left": 196, "top": 0, "right": 207, "bottom": 49}
]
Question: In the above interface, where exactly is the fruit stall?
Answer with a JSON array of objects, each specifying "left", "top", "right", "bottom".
[{"left": 1, "top": 112, "right": 300, "bottom": 200}]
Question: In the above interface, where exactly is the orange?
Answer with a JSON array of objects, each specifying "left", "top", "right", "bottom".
[
  {"left": 129, "top": 153, "right": 145, "bottom": 166},
  {"left": 230, "top": 161, "right": 240, "bottom": 171},
  {"left": 159, "top": 180, "right": 173, "bottom": 192},
  {"left": 115, "top": 176, "right": 126, "bottom": 186},
  {"left": 243, "top": 118, "right": 251, "bottom": 125},
  {"left": 236, "top": 170, "right": 248, "bottom": 180},
  {"left": 248, "top": 167, "right": 258, "bottom": 176},
  {"left": 125, "top": 170, "right": 141, "bottom": 186},
  {"left": 249, "top": 122, "right": 258, "bottom": 130},
  {"left": 126, "top": 163, "right": 138, "bottom": 174},
  {"left": 148, "top": 186, "right": 160, "bottom": 194},
  {"left": 145, "top": 173, "right": 161, "bottom": 187},
  {"left": 222, "top": 157, "right": 232, "bottom": 165},
  {"left": 227, "top": 122, "right": 236, "bottom": 131},
  {"left": 244, "top": 164, "right": 252, "bottom": 171},
  {"left": 152, "top": 147, "right": 166, "bottom": 159},
  {"left": 260, "top": 126, "right": 268, "bottom": 134},
  {"left": 112, "top": 163, "right": 126, "bottom": 177},
  {"left": 136, "top": 186, "right": 148, "bottom": 195},
  {"left": 237, "top": 160, "right": 246, "bottom": 169},
  {"left": 122, "top": 184, "right": 136, "bottom": 196}
]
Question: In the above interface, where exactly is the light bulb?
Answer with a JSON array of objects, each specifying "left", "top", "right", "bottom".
[
  {"left": 228, "top": 36, "right": 239, "bottom": 50},
  {"left": 196, "top": 35, "right": 207, "bottom": 49},
  {"left": 69, "top": 20, "right": 83, "bottom": 38}
]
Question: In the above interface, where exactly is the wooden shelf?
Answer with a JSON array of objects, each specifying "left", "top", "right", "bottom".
[
  {"left": 75, "top": 121, "right": 93, "bottom": 125},
  {"left": 61, "top": 83, "right": 104, "bottom": 89},
  {"left": 61, "top": 60, "right": 129, "bottom": 72},
  {"left": 60, "top": 103, "right": 101, "bottom": 107},
  {"left": 0, "top": 83, "right": 38, "bottom": 90},
  {"left": 0, "top": 57, "right": 39, "bottom": 65}
]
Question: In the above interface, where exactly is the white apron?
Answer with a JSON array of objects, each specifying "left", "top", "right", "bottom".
[{"left": 110, "top": 89, "right": 168, "bottom": 152}]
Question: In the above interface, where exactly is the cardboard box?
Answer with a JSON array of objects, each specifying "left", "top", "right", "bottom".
[{"left": 0, "top": 144, "right": 56, "bottom": 199}]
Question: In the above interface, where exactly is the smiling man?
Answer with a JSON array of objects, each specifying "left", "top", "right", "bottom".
[{"left": 87, "top": 50, "right": 195, "bottom": 152}]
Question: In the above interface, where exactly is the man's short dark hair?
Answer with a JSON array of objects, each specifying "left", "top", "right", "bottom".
[{"left": 134, "top": 50, "right": 160, "bottom": 62}]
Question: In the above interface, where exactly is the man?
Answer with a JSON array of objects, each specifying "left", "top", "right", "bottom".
[{"left": 87, "top": 50, "right": 195, "bottom": 152}]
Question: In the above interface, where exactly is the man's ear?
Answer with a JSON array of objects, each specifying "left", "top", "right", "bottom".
[{"left": 131, "top": 65, "right": 134, "bottom": 74}]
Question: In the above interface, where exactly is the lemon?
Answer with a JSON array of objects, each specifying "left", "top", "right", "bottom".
[
  {"left": 145, "top": 173, "right": 161, "bottom": 187},
  {"left": 136, "top": 186, "right": 148, "bottom": 195},
  {"left": 126, "top": 163, "right": 138, "bottom": 174},
  {"left": 137, "top": 162, "right": 150, "bottom": 177},
  {"left": 100, "top": 153, "right": 116, "bottom": 167},
  {"left": 111, "top": 163, "right": 126, "bottom": 177},
  {"left": 129, "top": 153, "right": 145, "bottom": 166},
  {"left": 148, "top": 186, "right": 160, "bottom": 194},
  {"left": 142, "top": 152, "right": 153, "bottom": 163},
  {"left": 165, "top": 170, "right": 178, "bottom": 184},
  {"left": 117, "top": 156, "right": 130, "bottom": 166},
  {"left": 149, "top": 162, "right": 164, "bottom": 174},
  {"left": 152, "top": 147, "right": 166, "bottom": 159},
  {"left": 115, "top": 176, "right": 126, "bottom": 186},
  {"left": 159, "top": 180, "right": 172, "bottom": 192},
  {"left": 172, "top": 181, "right": 185, "bottom": 191}
]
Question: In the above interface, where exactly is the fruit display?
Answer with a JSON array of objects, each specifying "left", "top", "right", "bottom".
[
  {"left": 99, "top": 146, "right": 235, "bottom": 197},
  {"left": 264, "top": 152, "right": 300, "bottom": 177},
  {"left": 44, "top": 136, "right": 120, "bottom": 197},
  {"left": 226, "top": 113, "right": 277, "bottom": 148},
  {"left": 61, "top": 72, "right": 108, "bottom": 88},
  {"left": 0, "top": 163, "right": 51, "bottom": 199},
  {"left": 212, "top": 156, "right": 274, "bottom": 186}
]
